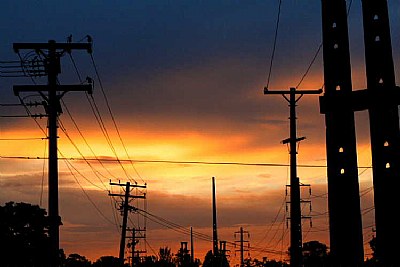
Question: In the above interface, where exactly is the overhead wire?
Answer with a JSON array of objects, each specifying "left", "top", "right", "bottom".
[
  {"left": 67, "top": 52, "right": 120, "bottom": 180},
  {"left": 89, "top": 37, "right": 145, "bottom": 184},
  {"left": 60, "top": 99, "right": 115, "bottom": 185},
  {"left": 265, "top": 0, "right": 282, "bottom": 89},
  {"left": 63, "top": 158, "right": 116, "bottom": 226}
]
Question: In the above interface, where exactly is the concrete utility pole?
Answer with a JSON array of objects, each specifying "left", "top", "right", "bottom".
[
  {"left": 109, "top": 181, "right": 146, "bottom": 265},
  {"left": 360, "top": 1, "right": 400, "bottom": 265},
  {"left": 12, "top": 40, "right": 92, "bottom": 267},
  {"left": 234, "top": 227, "right": 249, "bottom": 267},
  {"left": 320, "top": 1, "right": 400, "bottom": 265},
  {"left": 264, "top": 87, "right": 321, "bottom": 267}
]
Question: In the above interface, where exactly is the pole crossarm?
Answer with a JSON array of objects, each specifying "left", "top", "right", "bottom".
[
  {"left": 13, "top": 85, "right": 93, "bottom": 96},
  {"left": 264, "top": 87, "right": 323, "bottom": 95},
  {"left": 13, "top": 42, "right": 92, "bottom": 53},
  {"left": 108, "top": 193, "right": 146, "bottom": 199},
  {"left": 109, "top": 181, "right": 147, "bottom": 188}
]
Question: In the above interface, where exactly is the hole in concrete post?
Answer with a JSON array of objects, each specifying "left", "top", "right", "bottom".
[
  {"left": 386, "top": 163, "right": 390, "bottom": 169},
  {"left": 375, "top": 36, "right": 380, "bottom": 42},
  {"left": 340, "top": 168, "right": 345, "bottom": 174},
  {"left": 336, "top": 85, "right": 341, "bottom": 91},
  {"left": 379, "top": 78, "right": 384, "bottom": 84},
  {"left": 374, "top": 14, "right": 379, "bottom": 20},
  {"left": 384, "top": 141, "right": 389, "bottom": 147},
  {"left": 332, "top": 22, "right": 337, "bottom": 28},
  {"left": 339, "top": 147, "right": 344, "bottom": 153},
  {"left": 334, "top": 43, "right": 339, "bottom": 49}
]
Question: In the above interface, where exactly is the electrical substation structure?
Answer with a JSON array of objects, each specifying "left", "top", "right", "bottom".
[
  {"left": 12, "top": 40, "right": 93, "bottom": 267},
  {"left": 320, "top": 0, "right": 400, "bottom": 266}
]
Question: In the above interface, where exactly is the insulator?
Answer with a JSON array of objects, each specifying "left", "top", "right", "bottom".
[
  {"left": 309, "top": 188, "right": 312, "bottom": 195},
  {"left": 286, "top": 220, "right": 289, "bottom": 228},
  {"left": 310, "top": 219, "right": 313, "bottom": 228}
]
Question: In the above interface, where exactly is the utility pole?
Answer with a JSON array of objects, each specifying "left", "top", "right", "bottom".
[
  {"left": 319, "top": 1, "right": 365, "bottom": 265},
  {"left": 234, "top": 227, "right": 249, "bottom": 267},
  {"left": 219, "top": 241, "right": 229, "bottom": 258},
  {"left": 109, "top": 181, "right": 146, "bottom": 266},
  {"left": 190, "top": 226, "right": 194, "bottom": 264},
  {"left": 264, "top": 87, "right": 321, "bottom": 267},
  {"left": 360, "top": 1, "right": 400, "bottom": 265},
  {"left": 128, "top": 227, "right": 146, "bottom": 267},
  {"left": 12, "top": 40, "right": 92, "bottom": 267},
  {"left": 212, "top": 177, "right": 219, "bottom": 259}
]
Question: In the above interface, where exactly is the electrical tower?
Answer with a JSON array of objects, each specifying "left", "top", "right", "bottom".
[
  {"left": 234, "top": 227, "right": 249, "bottom": 267},
  {"left": 264, "top": 87, "right": 321, "bottom": 267},
  {"left": 109, "top": 181, "right": 146, "bottom": 266},
  {"left": 12, "top": 40, "right": 92, "bottom": 267}
]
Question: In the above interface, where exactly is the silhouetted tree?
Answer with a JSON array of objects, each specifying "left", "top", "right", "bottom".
[
  {"left": 156, "top": 247, "right": 174, "bottom": 267},
  {"left": 202, "top": 250, "right": 229, "bottom": 267},
  {"left": 138, "top": 255, "right": 157, "bottom": 267},
  {"left": 243, "top": 258, "right": 288, "bottom": 267},
  {"left": 92, "top": 256, "right": 128, "bottom": 267},
  {"left": 0, "top": 201, "right": 51, "bottom": 266},
  {"left": 364, "top": 237, "right": 378, "bottom": 267},
  {"left": 64, "top": 253, "right": 91, "bottom": 267},
  {"left": 174, "top": 246, "right": 191, "bottom": 267},
  {"left": 302, "top": 240, "right": 328, "bottom": 267}
]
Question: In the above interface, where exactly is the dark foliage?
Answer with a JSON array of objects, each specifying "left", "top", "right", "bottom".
[{"left": 0, "top": 201, "right": 51, "bottom": 267}]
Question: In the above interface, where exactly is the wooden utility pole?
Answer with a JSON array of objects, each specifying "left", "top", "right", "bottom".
[
  {"left": 109, "top": 181, "right": 146, "bottom": 265},
  {"left": 12, "top": 40, "right": 92, "bottom": 267},
  {"left": 264, "top": 87, "right": 321, "bottom": 267}
]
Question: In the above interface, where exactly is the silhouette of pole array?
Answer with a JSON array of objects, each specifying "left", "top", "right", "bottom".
[
  {"left": 12, "top": 40, "right": 92, "bottom": 267},
  {"left": 264, "top": 87, "right": 321, "bottom": 267}
]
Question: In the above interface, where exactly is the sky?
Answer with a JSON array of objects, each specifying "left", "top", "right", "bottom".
[{"left": 1, "top": 0, "right": 399, "bottom": 264}]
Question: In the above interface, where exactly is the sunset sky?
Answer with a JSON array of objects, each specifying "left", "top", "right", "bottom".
[{"left": 1, "top": 0, "right": 400, "bottom": 264}]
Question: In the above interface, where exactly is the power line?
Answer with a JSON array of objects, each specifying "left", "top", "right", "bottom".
[
  {"left": 265, "top": 0, "right": 282, "bottom": 89},
  {"left": 0, "top": 155, "right": 376, "bottom": 169},
  {"left": 89, "top": 51, "right": 144, "bottom": 183},
  {"left": 63, "top": 158, "right": 116, "bottom": 226}
]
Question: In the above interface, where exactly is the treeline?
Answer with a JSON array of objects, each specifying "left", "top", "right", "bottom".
[{"left": 0, "top": 202, "right": 379, "bottom": 267}]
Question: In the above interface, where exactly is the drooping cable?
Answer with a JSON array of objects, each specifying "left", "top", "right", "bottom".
[{"left": 265, "top": 0, "right": 283, "bottom": 89}]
